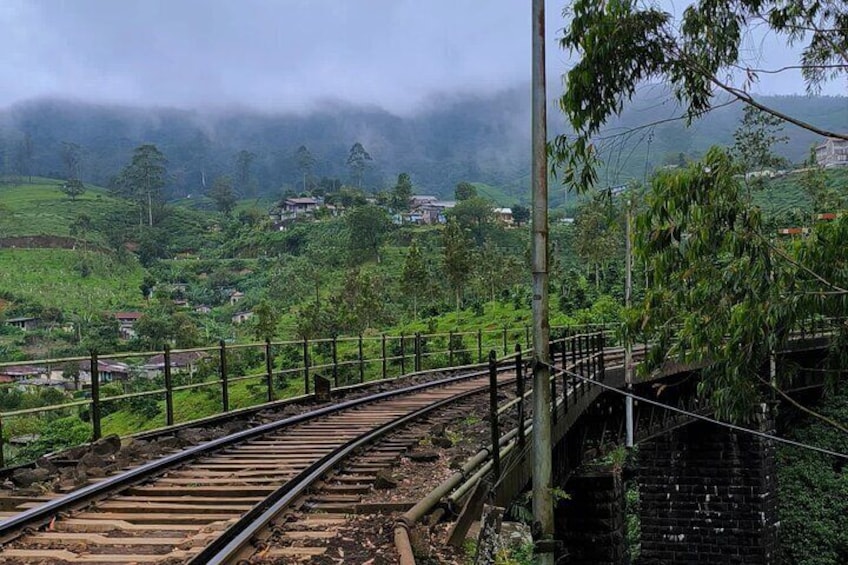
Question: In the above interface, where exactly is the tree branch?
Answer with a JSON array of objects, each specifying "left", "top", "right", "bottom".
[{"left": 757, "top": 374, "right": 848, "bottom": 436}]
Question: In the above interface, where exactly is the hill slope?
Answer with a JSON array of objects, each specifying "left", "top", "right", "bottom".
[{"left": 0, "top": 91, "right": 844, "bottom": 201}]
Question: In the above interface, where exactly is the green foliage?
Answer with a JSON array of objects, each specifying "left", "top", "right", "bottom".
[
  {"left": 632, "top": 148, "right": 848, "bottom": 421},
  {"left": 448, "top": 197, "right": 494, "bottom": 244},
  {"left": 346, "top": 204, "right": 391, "bottom": 264},
  {"left": 401, "top": 238, "right": 430, "bottom": 319},
  {"left": 208, "top": 175, "right": 237, "bottom": 216},
  {"left": 779, "top": 386, "right": 848, "bottom": 564},
  {"left": 731, "top": 106, "right": 789, "bottom": 187},
  {"left": 346, "top": 142, "right": 372, "bottom": 188},
  {"left": 113, "top": 144, "right": 168, "bottom": 227},
  {"left": 442, "top": 219, "right": 473, "bottom": 311},
  {"left": 390, "top": 172, "right": 414, "bottom": 212},
  {"left": 59, "top": 179, "right": 86, "bottom": 201},
  {"left": 455, "top": 181, "right": 477, "bottom": 201},
  {"left": 16, "top": 416, "right": 92, "bottom": 462},
  {"left": 553, "top": 0, "right": 847, "bottom": 192}
]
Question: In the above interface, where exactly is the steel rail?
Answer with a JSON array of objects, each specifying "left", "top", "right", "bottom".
[
  {"left": 0, "top": 364, "right": 505, "bottom": 543},
  {"left": 192, "top": 375, "right": 499, "bottom": 564}
]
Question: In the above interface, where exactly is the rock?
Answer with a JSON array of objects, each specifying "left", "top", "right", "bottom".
[
  {"left": 432, "top": 436, "right": 453, "bottom": 449},
  {"left": 430, "top": 423, "right": 446, "bottom": 437},
  {"left": 36, "top": 457, "right": 59, "bottom": 474},
  {"left": 91, "top": 434, "right": 122, "bottom": 456},
  {"left": 177, "top": 429, "right": 206, "bottom": 445},
  {"left": 86, "top": 466, "right": 106, "bottom": 478},
  {"left": 157, "top": 436, "right": 186, "bottom": 450},
  {"left": 77, "top": 451, "right": 106, "bottom": 472},
  {"left": 499, "top": 521, "right": 533, "bottom": 548},
  {"left": 374, "top": 470, "right": 398, "bottom": 490},
  {"left": 407, "top": 451, "right": 440, "bottom": 463},
  {"left": 10, "top": 467, "right": 52, "bottom": 488}
]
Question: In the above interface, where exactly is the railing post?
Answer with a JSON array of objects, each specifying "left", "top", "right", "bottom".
[
  {"left": 400, "top": 333, "right": 406, "bottom": 375},
  {"left": 90, "top": 350, "right": 101, "bottom": 440},
  {"left": 219, "top": 340, "right": 229, "bottom": 412},
  {"left": 358, "top": 334, "right": 365, "bottom": 383},
  {"left": 449, "top": 330, "right": 454, "bottom": 366},
  {"left": 0, "top": 416, "right": 4, "bottom": 468},
  {"left": 381, "top": 334, "right": 388, "bottom": 380},
  {"left": 415, "top": 332, "right": 421, "bottom": 372},
  {"left": 332, "top": 335, "right": 339, "bottom": 387},
  {"left": 515, "top": 343, "right": 525, "bottom": 449},
  {"left": 561, "top": 338, "right": 568, "bottom": 397},
  {"left": 303, "top": 338, "right": 310, "bottom": 394},
  {"left": 502, "top": 326, "right": 508, "bottom": 356},
  {"left": 551, "top": 358, "right": 558, "bottom": 425},
  {"left": 477, "top": 329, "right": 483, "bottom": 363},
  {"left": 488, "top": 350, "right": 501, "bottom": 482},
  {"left": 265, "top": 338, "right": 274, "bottom": 402},
  {"left": 599, "top": 331, "right": 606, "bottom": 381},
  {"left": 163, "top": 344, "right": 174, "bottom": 426}
]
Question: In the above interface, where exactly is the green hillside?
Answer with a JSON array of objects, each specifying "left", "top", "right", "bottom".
[
  {"left": 0, "top": 248, "right": 144, "bottom": 315},
  {"left": 0, "top": 178, "right": 122, "bottom": 242}
]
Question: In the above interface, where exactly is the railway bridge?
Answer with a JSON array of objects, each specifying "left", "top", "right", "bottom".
[{"left": 0, "top": 327, "right": 835, "bottom": 564}]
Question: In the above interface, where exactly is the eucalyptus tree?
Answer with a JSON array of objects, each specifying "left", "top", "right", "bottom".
[
  {"left": 633, "top": 148, "right": 848, "bottom": 421},
  {"left": 553, "top": 0, "right": 848, "bottom": 191},
  {"left": 116, "top": 144, "right": 168, "bottom": 227},
  {"left": 296, "top": 145, "right": 315, "bottom": 192},
  {"left": 346, "top": 142, "right": 372, "bottom": 189}
]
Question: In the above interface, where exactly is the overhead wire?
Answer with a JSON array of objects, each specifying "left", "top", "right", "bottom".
[{"left": 541, "top": 361, "right": 848, "bottom": 461}]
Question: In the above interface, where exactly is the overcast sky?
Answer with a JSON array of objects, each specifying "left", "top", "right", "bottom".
[{"left": 0, "top": 0, "right": 841, "bottom": 115}]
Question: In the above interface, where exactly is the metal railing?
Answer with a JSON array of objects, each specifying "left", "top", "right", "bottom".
[{"left": 0, "top": 324, "right": 612, "bottom": 466}]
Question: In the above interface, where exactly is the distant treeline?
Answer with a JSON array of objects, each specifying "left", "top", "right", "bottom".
[{"left": 0, "top": 89, "right": 843, "bottom": 201}]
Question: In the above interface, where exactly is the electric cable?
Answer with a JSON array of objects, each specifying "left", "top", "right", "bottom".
[{"left": 542, "top": 361, "right": 848, "bottom": 461}]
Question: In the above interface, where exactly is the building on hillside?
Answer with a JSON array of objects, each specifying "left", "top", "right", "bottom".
[
  {"left": 419, "top": 200, "right": 456, "bottom": 224},
  {"left": 0, "top": 365, "right": 46, "bottom": 381},
  {"left": 114, "top": 312, "right": 142, "bottom": 340},
  {"left": 143, "top": 351, "right": 209, "bottom": 378},
  {"left": 232, "top": 311, "right": 254, "bottom": 324},
  {"left": 5, "top": 316, "right": 40, "bottom": 332},
  {"left": 493, "top": 207, "right": 514, "bottom": 226},
  {"left": 410, "top": 195, "right": 438, "bottom": 208},
  {"left": 815, "top": 138, "right": 848, "bottom": 168},
  {"left": 229, "top": 291, "right": 245, "bottom": 306},
  {"left": 195, "top": 304, "right": 212, "bottom": 314},
  {"left": 71, "top": 359, "right": 131, "bottom": 386}
]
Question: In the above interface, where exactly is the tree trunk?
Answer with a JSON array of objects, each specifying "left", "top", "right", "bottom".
[
  {"left": 455, "top": 287, "right": 462, "bottom": 313},
  {"left": 147, "top": 191, "right": 153, "bottom": 227}
]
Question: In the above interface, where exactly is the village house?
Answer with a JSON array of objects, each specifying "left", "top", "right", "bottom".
[
  {"left": 143, "top": 351, "right": 208, "bottom": 379},
  {"left": 195, "top": 304, "right": 212, "bottom": 314},
  {"left": 232, "top": 311, "right": 254, "bottom": 324},
  {"left": 493, "top": 207, "right": 514, "bottom": 226},
  {"left": 815, "top": 137, "right": 848, "bottom": 168},
  {"left": 4, "top": 316, "right": 40, "bottom": 332},
  {"left": 229, "top": 291, "right": 245, "bottom": 306},
  {"left": 419, "top": 200, "right": 456, "bottom": 224},
  {"left": 114, "top": 312, "right": 142, "bottom": 340},
  {"left": 0, "top": 365, "right": 45, "bottom": 382}
]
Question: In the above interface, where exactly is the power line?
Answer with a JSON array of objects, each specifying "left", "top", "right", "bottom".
[{"left": 544, "top": 362, "right": 848, "bottom": 461}]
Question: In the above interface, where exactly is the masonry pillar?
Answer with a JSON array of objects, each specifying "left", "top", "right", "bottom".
[
  {"left": 637, "top": 409, "right": 778, "bottom": 564},
  {"left": 558, "top": 467, "right": 627, "bottom": 565}
]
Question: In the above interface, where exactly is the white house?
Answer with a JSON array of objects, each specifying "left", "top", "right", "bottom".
[{"left": 815, "top": 138, "right": 848, "bottom": 168}]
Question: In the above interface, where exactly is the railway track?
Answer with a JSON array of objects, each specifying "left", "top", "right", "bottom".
[{"left": 0, "top": 369, "right": 514, "bottom": 564}]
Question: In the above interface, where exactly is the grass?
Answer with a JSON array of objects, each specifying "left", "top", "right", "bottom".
[
  {"left": 0, "top": 178, "right": 122, "bottom": 242},
  {"left": 0, "top": 248, "right": 145, "bottom": 315}
]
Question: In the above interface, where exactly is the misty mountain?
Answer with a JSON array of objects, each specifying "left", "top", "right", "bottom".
[{"left": 0, "top": 89, "right": 844, "bottom": 203}]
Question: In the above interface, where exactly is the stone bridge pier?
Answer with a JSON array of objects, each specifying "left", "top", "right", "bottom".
[
  {"left": 556, "top": 409, "right": 779, "bottom": 565},
  {"left": 636, "top": 411, "right": 778, "bottom": 565}
]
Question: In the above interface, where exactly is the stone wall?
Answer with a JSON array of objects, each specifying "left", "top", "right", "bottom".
[
  {"left": 637, "top": 411, "right": 778, "bottom": 564},
  {"left": 558, "top": 468, "right": 627, "bottom": 565}
]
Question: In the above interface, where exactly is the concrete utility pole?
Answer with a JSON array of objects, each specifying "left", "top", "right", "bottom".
[
  {"left": 530, "top": 0, "right": 553, "bottom": 562},
  {"left": 625, "top": 195, "right": 634, "bottom": 448}
]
